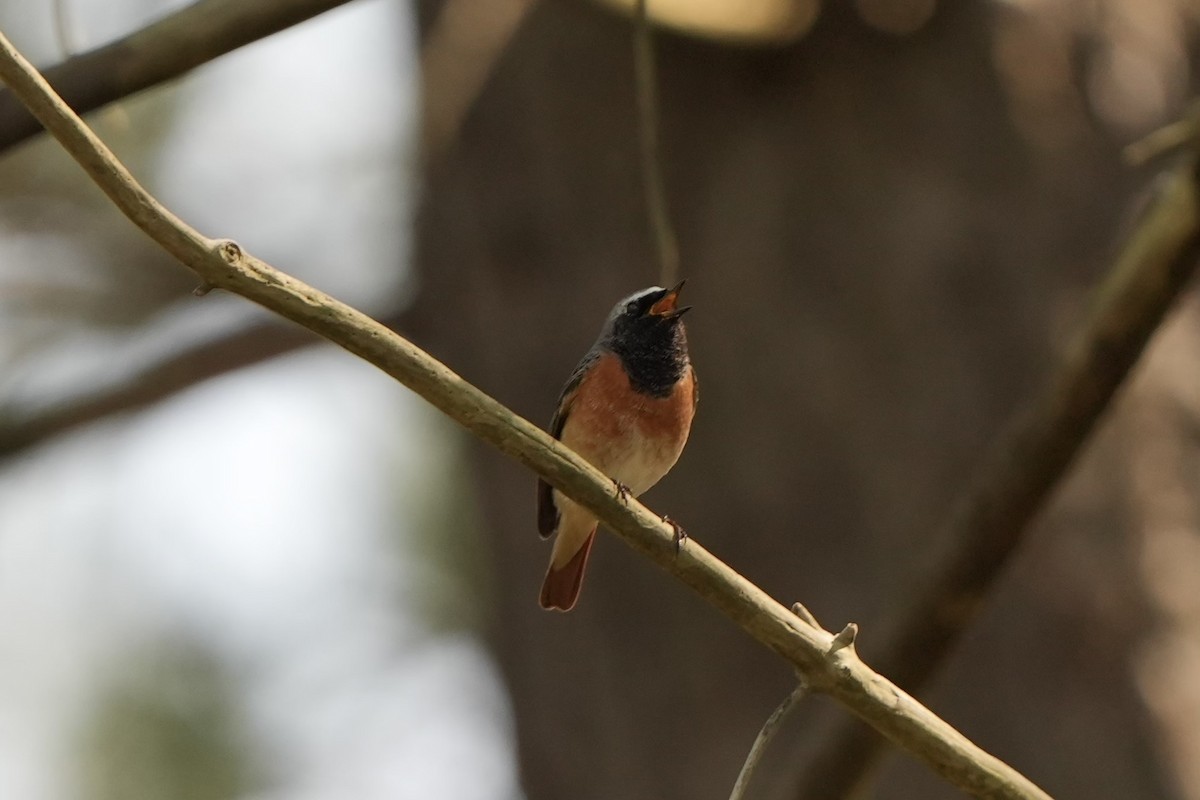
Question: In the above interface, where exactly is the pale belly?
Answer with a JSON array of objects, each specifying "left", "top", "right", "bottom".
[
  {"left": 551, "top": 427, "right": 684, "bottom": 541},
  {"left": 601, "top": 428, "right": 683, "bottom": 496},
  {"left": 560, "top": 412, "right": 688, "bottom": 500}
]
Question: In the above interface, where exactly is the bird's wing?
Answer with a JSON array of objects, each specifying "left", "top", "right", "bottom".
[{"left": 537, "top": 350, "right": 599, "bottom": 538}]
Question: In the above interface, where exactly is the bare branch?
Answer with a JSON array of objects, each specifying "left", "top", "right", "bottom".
[
  {"left": 728, "top": 602, "right": 823, "bottom": 800},
  {"left": 729, "top": 683, "right": 808, "bottom": 800},
  {"left": 0, "top": 318, "right": 317, "bottom": 456},
  {"left": 0, "top": 0, "right": 537, "bottom": 455},
  {"left": 0, "top": 28, "right": 1053, "bottom": 800},
  {"left": 0, "top": 0, "right": 355, "bottom": 154},
  {"left": 796, "top": 131, "right": 1200, "bottom": 797},
  {"left": 0, "top": 0, "right": 537, "bottom": 160}
]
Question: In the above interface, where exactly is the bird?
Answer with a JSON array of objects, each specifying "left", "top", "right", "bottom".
[{"left": 537, "top": 280, "right": 698, "bottom": 611}]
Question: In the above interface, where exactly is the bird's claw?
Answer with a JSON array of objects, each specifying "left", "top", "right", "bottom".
[
  {"left": 615, "top": 481, "right": 632, "bottom": 503},
  {"left": 663, "top": 515, "right": 688, "bottom": 554}
]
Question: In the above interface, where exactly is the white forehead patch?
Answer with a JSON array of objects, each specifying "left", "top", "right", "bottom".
[
  {"left": 620, "top": 286, "right": 666, "bottom": 306},
  {"left": 606, "top": 286, "right": 665, "bottom": 322},
  {"left": 595, "top": 287, "right": 670, "bottom": 340}
]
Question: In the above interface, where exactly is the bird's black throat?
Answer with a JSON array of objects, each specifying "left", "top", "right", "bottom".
[{"left": 607, "top": 322, "right": 689, "bottom": 398}]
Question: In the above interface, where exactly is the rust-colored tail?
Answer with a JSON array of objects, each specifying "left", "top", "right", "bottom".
[{"left": 539, "top": 529, "right": 597, "bottom": 611}]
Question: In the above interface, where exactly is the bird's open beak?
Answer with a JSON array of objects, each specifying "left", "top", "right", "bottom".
[{"left": 650, "top": 279, "right": 691, "bottom": 318}]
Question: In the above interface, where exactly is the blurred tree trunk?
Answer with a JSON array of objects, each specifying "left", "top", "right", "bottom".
[{"left": 410, "top": 1, "right": 1173, "bottom": 797}]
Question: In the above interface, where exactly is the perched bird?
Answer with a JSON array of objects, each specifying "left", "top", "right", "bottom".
[{"left": 538, "top": 281, "right": 698, "bottom": 611}]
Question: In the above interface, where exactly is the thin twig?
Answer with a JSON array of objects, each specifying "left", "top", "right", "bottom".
[
  {"left": 0, "top": 28, "right": 1052, "bottom": 800},
  {"left": 790, "top": 601, "right": 820, "bottom": 629},
  {"left": 729, "top": 683, "right": 808, "bottom": 800},
  {"left": 632, "top": 0, "right": 680, "bottom": 286},
  {"left": 795, "top": 121, "right": 1200, "bottom": 798},
  {"left": 729, "top": 602, "right": 828, "bottom": 800},
  {"left": 827, "top": 624, "right": 858, "bottom": 655}
]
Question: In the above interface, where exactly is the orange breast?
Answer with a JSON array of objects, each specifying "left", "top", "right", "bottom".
[{"left": 559, "top": 353, "right": 695, "bottom": 494}]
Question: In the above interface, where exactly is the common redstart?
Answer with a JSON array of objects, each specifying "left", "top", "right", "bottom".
[{"left": 537, "top": 281, "right": 697, "bottom": 611}]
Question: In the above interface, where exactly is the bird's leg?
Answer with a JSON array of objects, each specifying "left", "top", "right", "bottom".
[
  {"left": 662, "top": 515, "right": 688, "bottom": 553},
  {"left": 615, "top": 481, "right": 632, "bottom": 504}
]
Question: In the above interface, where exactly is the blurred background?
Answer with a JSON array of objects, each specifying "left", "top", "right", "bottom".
[{"left": 1, "top": 0, "right": 1200, "bottom": 798}]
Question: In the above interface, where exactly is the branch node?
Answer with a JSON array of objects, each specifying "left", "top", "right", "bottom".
[
  {"left": 828, "top": 623, "right": 858, "bottom": 655},
  {"left": 215, "top": 238, "right": 244, "bottom": 266},
  {"left": 791, "top": 601, "right": 821, "bottom": 629}
]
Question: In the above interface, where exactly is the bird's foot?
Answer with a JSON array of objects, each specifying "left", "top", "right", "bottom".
[
  {"left": 663, "top": 515, "right": 688, "bottom": 554},
  {"left": 615, "top": 481, "right": 632, "bottom": 504}
]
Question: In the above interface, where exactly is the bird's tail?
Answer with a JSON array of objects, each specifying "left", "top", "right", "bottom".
[{"left": 539, "top": 524, "right": 597, "bottom": 612}]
